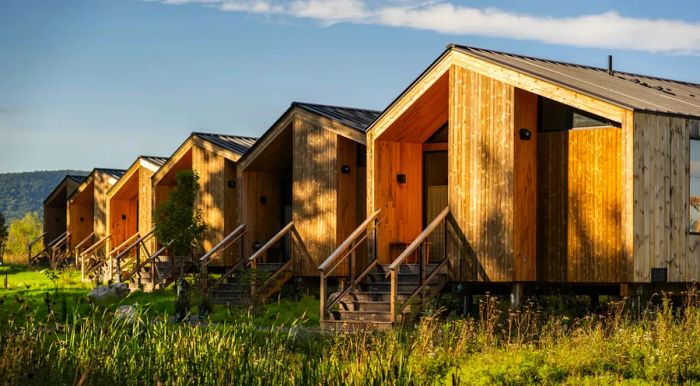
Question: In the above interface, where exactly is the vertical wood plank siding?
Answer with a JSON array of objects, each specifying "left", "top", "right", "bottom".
[
  {"left": 293, "top": 118, "right": 339, "bottom": 276},
  {"left": 633, "top": 112, "right": 700, "bottom": 282},
  {"left": 448, "top": 65, "right": 514, "bottom": 282}
]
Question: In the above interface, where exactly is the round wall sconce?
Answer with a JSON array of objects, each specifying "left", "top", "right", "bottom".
[
  {"left": 227, "top": 180, "right": 236, "bottom": 188},
  {"left": 121, "top": 214, "right": 127, "bottom": 220},
  {"left": 519, "top": 128, "right": 532, "bottom": 140},
  {"left": 260, "top": 196, "right": 267, "bottom": 205},
  {"left": 80, "top": 217, "right": 85, "bottom": 223},
  {"left": 341, "top": 165, "right": 351, "bottom": 174},
  {"left": 396, "top": 174, "right": 407, "bottom": 184}
]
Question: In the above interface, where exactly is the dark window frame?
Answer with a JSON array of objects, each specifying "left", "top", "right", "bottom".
[{"left": 689, "top": 136, "right": 700, "bottom": 235}]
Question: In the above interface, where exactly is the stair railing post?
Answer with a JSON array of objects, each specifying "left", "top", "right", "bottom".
[
  {"left": 81, "top": 253, "right": 85, "bottom": 281},
  {"left": 319, "top": 271, "right": 327, "bottom": 323},
  {"left": 115, "top": 255, "right": 121, "bottom": 283},
  {"left": 349, "top": 243, "right": 356, "bottom": 291},
  {"left": 390, "top": 268, "right": 397, "bottom": 323}
]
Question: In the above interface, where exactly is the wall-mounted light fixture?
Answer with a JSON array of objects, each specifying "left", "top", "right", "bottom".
[
  {"left": 341, "top": 165, "right": 351, "bottom": 174},
  {"left": 80, "top": 217, "right": 85, "bottom": 223},
  {"left": 260, "top": 196, "right": 267, "bottom": 205},
  {"left": 396, "top": 174, "right": 407, "bottom": 184},
  {"left": 519, "top": 128, "right": 532, "bottom": 140},
  {"left": 121, "top": 214, "right": 127, "bottom": 220},
  {"left": 227, "top": 180, "right": 236, "bottom": 188}
]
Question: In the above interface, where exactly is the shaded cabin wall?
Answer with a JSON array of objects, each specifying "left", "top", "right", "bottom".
[
  {"left": 109, "top": 197, "right": 138, "bottom": 251},
  {"left": 513, "top": 89, "right": 538, "bottom": 281},
  {"left": 192, "top": 144, "right": 239, "bottom": 266},
  {"left": 241, "top": 171, "right": 282, "bottom": 259},
  {"left": 373, "top": 141, "right": 423, "bottom": 263},
  {"left": 537, "top": 127, "right": 623, "bottom": 282},
  {"left": 68, "top": 183, "right": 95, "bottom": 251},
  {"left": 292, "top": 118, "right": 339, "bottom": 276},
  {"left": 633, "top": 112, "right": 700, "bottom": 283},
  {"left": 44, "top": 180, "right": 80, "bottom": 247},
  {"left": 448, "top": 65, "right": 515, "bottom": 282}
]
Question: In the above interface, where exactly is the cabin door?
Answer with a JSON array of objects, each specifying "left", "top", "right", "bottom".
[{"left": 423, "top": 150, "right": 448, "bottom": 263}]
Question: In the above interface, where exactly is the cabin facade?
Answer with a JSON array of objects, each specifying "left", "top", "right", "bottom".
[
  {"left": 105, "top": 156, "right": 167, "bottom": 272},
  {"left": 235, "top": 103, "right": 380, "bottom": 276},
  {"left": 151, "top": 132, "right": 256, "bottom": 267},
  {"left": 319, "top": 45, "right": 700, "bottom": 328},
  {"left": 43, "top": 175, "right": 85, "bottom": 250},
  {"left": 67, "top": 168, "right": 125, "bottom": 263}
]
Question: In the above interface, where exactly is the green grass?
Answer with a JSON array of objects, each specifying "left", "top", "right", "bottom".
[{"left": 3, "top": 265, "right": 700, "bottom": 385}]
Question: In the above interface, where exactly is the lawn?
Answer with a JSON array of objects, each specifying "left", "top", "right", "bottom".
[
  {"left": 2, "top": 264, "right": 700, "bottom": 385},
  {"left": 0, "top": 264, "right": 319, "bottom": 326}
]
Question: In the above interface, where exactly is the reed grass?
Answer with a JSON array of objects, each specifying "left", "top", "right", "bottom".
[{"left": 2, "top": 289, "right": 700, "bottom": 385}]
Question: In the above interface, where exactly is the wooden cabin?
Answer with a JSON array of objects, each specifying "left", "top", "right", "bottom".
[
  {"left": 67, "top": 168, "right": 125, "bottom": 253},
  {"left": 236, "top": 102, "right": 380, "bottom": 278},
  {"left": 319, "top": 44, "right": 700, "bottom": 327},
  {"left": 43, "top": 175, "right": 86, "bottom": 249},
  {"left": 151, "top": 132, "right": 256, "bottom": 267},
  {"left": 106, "top": 156, "right": 167, "bottom": 258}
]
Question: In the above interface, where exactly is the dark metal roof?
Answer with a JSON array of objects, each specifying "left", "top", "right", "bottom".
[
  {"left": 451, "top": 44, "right": 700, "bottom": 118},
  {"left": 43, "top": 174, "right": 88, "bottom": 204},
  {"left": 66, "top": 175, "right": 87, "bottom": 184},
  {"left": 192, "top": 132, "right": 257, "bottom": 156},
  {"left": 292, "top": 102, "right": 381, "bottom": 132},
  {"left": 140, "top": 156, "right": 168, "bottom": 169},
  {"left": 95, "top": 168, "right": 126, "bottom": 181}
]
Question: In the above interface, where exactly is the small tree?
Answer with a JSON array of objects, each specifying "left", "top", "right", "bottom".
[
  {"left": 154, "top": 170, "right": 206, "bottom": 257},
  {"left": 0, "top": 211, "right": 8, "bottom": 264},
  {"left": 6, "top": 212, "right": 42, "bottom": 264}
]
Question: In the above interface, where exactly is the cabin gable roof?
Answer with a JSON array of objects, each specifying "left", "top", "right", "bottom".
[
  {"left": 43, "top": 174, "right": 87, "bottom": 205},
  {"left": 238, "top": 103, "right": 379, "bottom": 172}
]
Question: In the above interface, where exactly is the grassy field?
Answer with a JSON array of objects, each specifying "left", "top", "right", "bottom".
[{"left": 1, "top": 265, "right": 700, "bottom": 385}]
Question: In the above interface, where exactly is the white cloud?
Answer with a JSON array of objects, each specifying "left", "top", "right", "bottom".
[{"left": 146, "top": 0, "right": 700, "bottom": 55}]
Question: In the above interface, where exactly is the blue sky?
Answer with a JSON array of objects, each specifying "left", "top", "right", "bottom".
[{"left": 1, "top": 0, "right": 700, "bottom": 173}]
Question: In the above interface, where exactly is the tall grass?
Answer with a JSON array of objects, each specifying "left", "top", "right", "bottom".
[{"left": 1, "top": 291, "right": 700, "bottom": 385}]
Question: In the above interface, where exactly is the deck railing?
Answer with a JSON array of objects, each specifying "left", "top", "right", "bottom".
[
  {"left": 246, "top": 222, "right": 296, "bottom": 301},
  {"left": 386, "top": 206, "right": 450, "bottom": 323},
  {"left": 318, "top": 209, "right": 382, "bottom": 323},
  {"left": 27, "top": 232, "right": 47, "bottom": 266},
  {"left": 80, "top": 233, "right": 111, "bottom": 281},
  {"left": 111, "top": 229, "right": 156, "bottom": 281},
  {"left": 47, "top": 231, "right": 71, "bottom": 268},
  {"left": 200, "top": 224, "right": 247, "bottom": 294}
]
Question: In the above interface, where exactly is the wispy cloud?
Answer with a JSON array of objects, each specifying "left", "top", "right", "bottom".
[{"left": 146, "top": 0, "right": 700, "bottom": 55}]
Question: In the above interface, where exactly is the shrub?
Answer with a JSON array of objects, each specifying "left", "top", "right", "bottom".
[
  {"left": 153, "top": 170, "right": 206, "bottom": 257},
  {"left": 4, "top": 212, "right": 42, "bottom": 264}
]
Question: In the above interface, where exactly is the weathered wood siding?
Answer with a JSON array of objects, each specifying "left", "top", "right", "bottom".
[
  {"left": 138, "top": 165, "right": 156, "bottom": 253},
  {"left": 292, "top": 118, "right": 339, "bottom": 276},
  {"left": 633, "top": 112, "right": 700, "bottom": 282},
  {"left": 93, "top": 172, "right": 112, "bottom": 241},
  {"left": 448, "top": 65, "right": 514, "bottom": 282},
  {"left": 193, "top": 144, "right": 239, "bottom": 266},
  {"left": 537, "top": 127, "right": 623, "bottom": 282}
]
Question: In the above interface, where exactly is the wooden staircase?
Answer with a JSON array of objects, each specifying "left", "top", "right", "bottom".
[
  {"left": 319, "top": 207, "right": 453, "bottom": 331},
  {"left": 116, "top": 232, "right": 194, "bottom": 291},
  {"left": 28, "top": 232, "right": 72, "bottom": 268},
  {"left": 203, "top": 222, "right": 298, "bottom": 307}
]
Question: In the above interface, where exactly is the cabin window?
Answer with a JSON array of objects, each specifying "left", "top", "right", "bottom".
[
  {"left": 538, "top": 97, "right": 621, "bottom": 132},
  {"left": 690, "top": 138, "right": 700, "bottom": 233}
]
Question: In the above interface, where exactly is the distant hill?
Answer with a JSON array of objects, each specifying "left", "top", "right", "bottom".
[{"left": 0, "top": 170, "right": 89, "bottom": 221}]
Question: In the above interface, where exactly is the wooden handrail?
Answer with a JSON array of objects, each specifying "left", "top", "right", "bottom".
[
  {"left": 109, "top": 232, "right": 141, "bottom": 257},
  {"left": 319, "top": 209, "right": 381, "bottom": 271},
  {"left": 154, "top": 252, "right": 193, "bottom": 288},
  {"left": 80, "top": 233, "right": 111, "bottom": 257},
  {"left": 46, "top": 232, "right": 68, "bottom": 249},
  {"left": 28, "top": 232, "right": 47, "bottom": 250},
  {"left": 120, "top": 243, "right": 170, "bottom": 282},
  {"left": 200, "top": 224, "right": 246, "bottom": 263},
  {"left": 248, "top": 221, "right": 294, "bottom": 263},
  {"left": 387, "top": 207, "right": 450, "bottom": 273},
  {"left": 75, "top": 232, "right": 96, "bottom": 252},
  {"left": 113, "top": 231, "right": 154, "bottom": 263}
]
